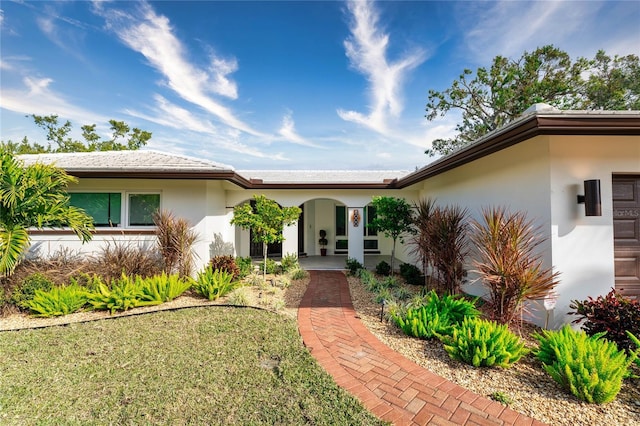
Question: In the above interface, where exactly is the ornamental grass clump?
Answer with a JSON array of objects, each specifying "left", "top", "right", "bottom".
[
  {"left": 533, "top": 325, "right": 633, "bottom": 404},
  {"left": 391, "top": 291, "right": 479, "bottom": 339},
  {"left": 442, "top": 317, "right": 528, "bottom": 368},
  {"left": 194, "top": 267, "right": 237, "bottom": 301},
  {"left": 24, "top": 284, "right": 88, "bottom": 317}
]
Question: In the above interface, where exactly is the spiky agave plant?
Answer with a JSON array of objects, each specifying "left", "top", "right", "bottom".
[{"left": 471, "top": 206, "right": 560, "bottom": 324}]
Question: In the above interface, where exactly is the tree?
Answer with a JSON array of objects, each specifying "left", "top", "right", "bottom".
[
  {"left": 0, "top": 115, "right": 152, "bottom": 154},
  {"left": 368, "top": 196, "right": 414, "bottom": 275},
  {"left": 425, "top": 45, "right": 640, "bottom": 156},
  {"left": 0, "top": 150, "right": 94, "bottom": 276},
  {"left": 230, "top": 195, "right": 301, "bottom": 278}
]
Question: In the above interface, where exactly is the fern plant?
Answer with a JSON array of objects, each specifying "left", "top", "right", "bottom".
[
  {"left": 194, "top": 267, "right": 237, "bottom": 300},
  {"left": 442, "top": 317, "right": 528, "bottom": 368},
  {"left": 391, "top": 291, "right": 479, "bottom": 339},
  {"left": 533, "top": 325, "right": 633, "bottom": 404},
  {"left": 24, "top": 284, "right": 88, "bottom": 317},
  {"left": 140, "top": 273, "right": 192, "bottom": 303},
  {"left": 87, "top": 275, "right": 160, "bottom": 314}
]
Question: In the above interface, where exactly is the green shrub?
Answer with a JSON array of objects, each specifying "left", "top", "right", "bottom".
[
  {"left": 391, "top": 291, "right": 479, "bottom": 339},
  {"left": 442, "top": 317, "right": 528, "bottom": 368},
  {"left": 11, "top": 273, "right": 54, "bottom": 308},
  {"left": 23, "top": 284, "right": 88, "bottom": 317},
  {"left": 235, "top": 256, "right": 253, "bottom": 278},
  {"left": 533, "top": 325, "right": 633, "bottom": 404},
  {"left": 380, "top": 276, "right": 400, "bottom": 289},
  {"left": 345, "top": 258, "right": 364, "bottom": 275},
  {"left": 140, "top": 273, "right": 192, "bottom": 303},
  {"left": 210, "top": 255, "right": 241, "bottom": 281},
  {"left": 288, "top": 268, "right": 308, "bottom": 280},
  {"left": 375, "top": 287, "right": 393, "bottom": 304},
  {"left": 227, "top": 287, "right": 251, "bottom": 306},
  {"left": 87, "top": 275, "right": 160, "bottom": 314},
  {"left": 400, "top": 263, "right": 424, "bottom": 285},
  {"left": 393, "top": 287, "right": 412, "bottom": 301},
  {"left": 258, "top": 258, "right": 279, "bottom": 275},
  {"left": 569, "top": 289, "right": 640, "bottom": 351},
  {"left": 194, "top": 267, "right": 237, "bottom": 300},
  {"left": 627, "top": 331, "right": 640, "bottom": 370},
  {"left": 375, "top": 261, "right": 391, "bottom": 276},
  {"left": 280, "top": 254, "right": 299, "bottom": 273},
  {"left": 489, "top": 391, "right": 513, "bottom": 405}
]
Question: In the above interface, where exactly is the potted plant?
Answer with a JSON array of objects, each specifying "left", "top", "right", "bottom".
[{"left": 319, "top": 230, "right": 328, "bottom": 256}]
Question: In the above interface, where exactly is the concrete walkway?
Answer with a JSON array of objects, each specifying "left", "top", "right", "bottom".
[{"left": 297, "top": 270, "right": 545, "bottom": 426}]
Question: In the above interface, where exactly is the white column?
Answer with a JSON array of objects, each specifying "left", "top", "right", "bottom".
[
  {"left": 282, "top": 220, "right": 299, "bottom": 258},
  {"left": 347, "top": 207, "right": 364, "bottom": 264}
]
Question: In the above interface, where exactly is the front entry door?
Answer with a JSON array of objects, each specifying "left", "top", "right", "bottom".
[{"left": 613, "top": 176, "right": 640, "bottom": 299}]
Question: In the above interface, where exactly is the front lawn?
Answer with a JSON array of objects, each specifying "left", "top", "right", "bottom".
[{"left": 0, "top": 307, "right": 385, "bottom": 425}]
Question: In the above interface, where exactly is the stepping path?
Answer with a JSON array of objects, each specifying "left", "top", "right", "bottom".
[{"left": 297, "top": 270, "right": 546, "bottom": 426}]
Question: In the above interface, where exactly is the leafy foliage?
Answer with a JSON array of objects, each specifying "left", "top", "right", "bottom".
[
  {"left": 375, "top": 261, "right": 391, "bottom": 276},
  {"left": 533, "top": 325, "right": 633, "bottom": 404},
  {"left": 569, "top": 289, "right": 640, "bottom": 351},
  {"left": 471, "top": 207, "right": 559, "bottom": 324},
  {"left": 258, "top": 258, "right": 279, "bottom": 275},
  {"left": 24, "top": 284, "right": 88, "bottom": 317},
  {"left": 442, "top": 317, "right": 528, "bottom": 368},
  {"left": 369, "top": 196, "right": 415, "bottom": 274},
  {"left": 345, "top": 257, "right": 364, "bottom": 275},
  {"left": 427, "top": 204, "right": 469, "bottom": 294},
  {"left": 0, "top": 151, "right": 94, "bottom": 276},
  {"left": 87, "top": 275, "right": 160, "bottom": 314},
  {"left": 425, "top": 46, "right": 640, "bottom": 156},
  {"left": 139, "top": 273, "right": 192, "bottom": 303},
  {"left": 10, "top": 273, "right": 54, "bottom": 308},
  {"left": 280, "top": 253, "right": 299, "bottom": 273},
  {"left": 400, "top": 262, "right": 424, "bottom": 286},
  {"left": 288, "top": 268, "right": 308, "bottom": 280},
  {"left": 193, "top": 267, "right": 237, "bottom": 301},
  {"left": 209, "top": 255, "right": 241, "bottom": 281},
  {"left": 1, "top": 114, "right": 151, "bottom": 154},
  {"left": 153, "top": 210, "right": 197, "bottom": 277},
  {"left": 391, "top": 291, "right": 479, "bottom": 339},
  {"left": 235, "top": 256, "right": 253, "bottom": 278},
  {"left": 231, "top": 195, "right": 301, "bottom": 278}
]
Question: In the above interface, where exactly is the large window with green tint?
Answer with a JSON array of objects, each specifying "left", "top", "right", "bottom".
[
  {"left": 364, "top": 205, "right": 377, "bottom": 236},
  {"left": 335, "top": 205, "right": 346, "bottom": 236},
  {"left": 128, "top": 193, "right": 160, "bottom": 226},
  {"left": 69, "top": 193, "right": 121, "bottom": 227}
]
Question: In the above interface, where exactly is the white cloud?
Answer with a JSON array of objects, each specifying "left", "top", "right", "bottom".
[
  {"left": 93, "top": 1, "right": 266, "bottom": 137},
  {"left": 277, "top": 111, "right": 322, "bottom": 148},
  {"left": 337, "top": 0, "right": 427, "bottom": 135}
]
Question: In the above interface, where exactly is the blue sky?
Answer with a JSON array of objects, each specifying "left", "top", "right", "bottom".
[{"left": 1, "top": 1, "right": 639, "bottom": 170}]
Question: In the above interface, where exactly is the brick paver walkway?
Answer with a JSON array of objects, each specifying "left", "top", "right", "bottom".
[{"left": 297, "top": 270, "right": 546, "bottom": 426}]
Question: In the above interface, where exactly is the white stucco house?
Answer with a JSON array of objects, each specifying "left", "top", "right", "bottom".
[{"left": 18, "top": 105, "right": 640, "bottom": 328}]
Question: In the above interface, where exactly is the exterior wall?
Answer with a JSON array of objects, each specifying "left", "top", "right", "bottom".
[{"left": 548, "top": 135, "right": 640, "bottom": 327}]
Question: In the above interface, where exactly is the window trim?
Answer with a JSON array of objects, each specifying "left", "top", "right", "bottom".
[{"left": 67, "top": 190, "right": 161, "bottom": 229}]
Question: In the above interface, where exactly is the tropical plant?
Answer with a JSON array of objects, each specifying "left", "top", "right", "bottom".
[
  {"left": 153, "top": 210, "right": 198, "bottom": 277},
  {"left": 235, "top": 256, "right": 253, "bottom": 278},
  {"left": 280, "top": 253, "right": 299, "bottom": 273},
  {"left": 345, "top": 257, "right": 364, "bottom": 275},
  {"left": 193, "top": 267, "right": 237, "bottom": 301},
  {"left": 569, "top": 288, "right": 640, "bottom": 351},
  {"left": 442, "top": 317, "right": 528, "bottom": 368},
  {"left": 534, "top": 325, "right": 633, "bottom": 404},
  {"left": 258, "top": 258, "right": 279, "bottom": 275},
  {"left": 140, "top": 273, "right": 192, "bottom": 303},
  {"left": 399, "top": 263, "right": 424, "bottom": 286},
  {"left": 231, "top": 195, "right": 301, "bottom": 278},
  {"left": 87, "top": 275, "right": 160, "bottom": 314},
  {"left": 23, "top": 284, "right": 88, "bottom": 317},
  {"left": 471, "top": 207, "right": 560, "bottom": 324},
  {"left": 227, "top": 287, "right": 251, "bottom": 306},
  {"left": 427, "top": 204, "right": 469, "bottom": 294},
  {"left": 408, "top": 197, "right": 436, "bottom": 287},
  {"left": 368, "top": 196, "right": 415, "bottom": 275},
  {"left": 209, "top": 255, "right": 241, "bottom": 281},
  {"left": 288, "top": 268, "right": 308, "bottom": 280},
  {"left": 391, "top": 291, "right": 480, "bottom": 339},
  {"left": 10, "top": 273, "right": 54, "bottom": 308},
  {"left": 91, "top": 240, "right": 163, "bottom": 282},
  {"left": 0, "top": 151, "right": 94, "bottom": 276}
]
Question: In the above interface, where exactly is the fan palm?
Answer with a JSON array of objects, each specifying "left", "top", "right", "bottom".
[{"left": 0, "top": 151, "right": 94, "bottom": 276}]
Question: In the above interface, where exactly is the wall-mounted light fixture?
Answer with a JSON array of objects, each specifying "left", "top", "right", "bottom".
[
  {"left": 352, "top": 209, "right": 361, "bottom": 227},
  {"left": 577, "top": 179, "right": 602, "bottom": 216}
]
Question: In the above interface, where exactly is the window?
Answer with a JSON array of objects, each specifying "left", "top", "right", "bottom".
[
  {"left": 364, "top": 205, "right": 377, "bottom": 236},
  {"left": 128, "top": 193, "right": 160, "bottom": 226},
  {"left": 69, "top": 193, "right": 121, "bottom": 227},
  {"left": 335, "top": 205, "right": 346, "bottom": 236}
]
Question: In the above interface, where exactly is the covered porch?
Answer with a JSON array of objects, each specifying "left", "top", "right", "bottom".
[{"left": 298, "top": 254, "right": 399, "bottom": 271}]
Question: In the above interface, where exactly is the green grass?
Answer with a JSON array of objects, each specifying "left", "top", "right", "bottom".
[{"left": 0, "top": 307, "right": 385, "bottom": 425}]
